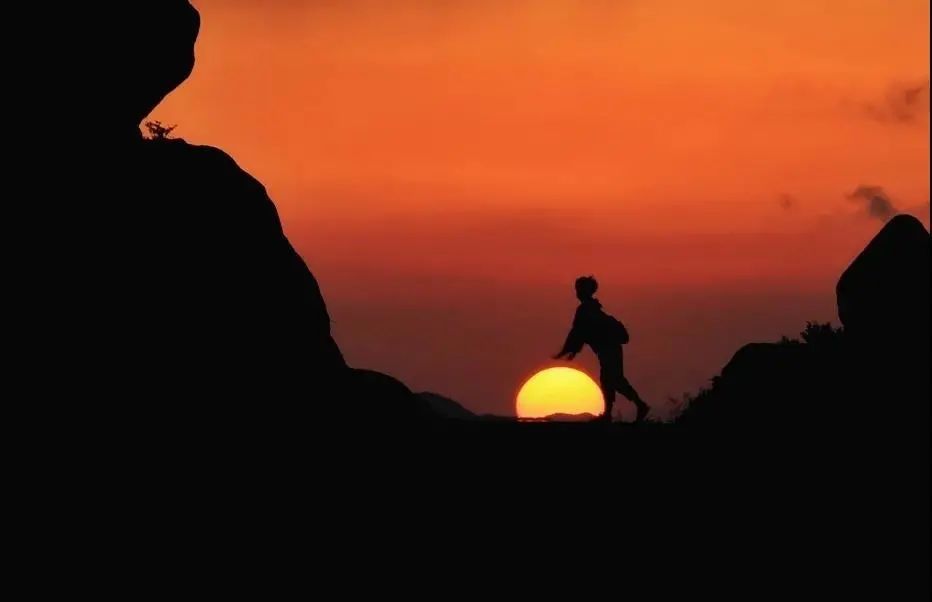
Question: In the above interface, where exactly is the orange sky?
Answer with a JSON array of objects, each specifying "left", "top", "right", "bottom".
[{"left": 154, "top": 0, "right": 929, "bottom": 417}]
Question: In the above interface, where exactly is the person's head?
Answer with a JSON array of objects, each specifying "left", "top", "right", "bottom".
[
  {"left": 89, "top": 1, "right": 201, "bottom": 131},
  {"left": 575, "top": 276, "right": 598, "bottom": 301}
]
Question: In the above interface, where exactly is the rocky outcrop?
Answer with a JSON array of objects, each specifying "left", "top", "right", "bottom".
[
  {"left": 837, "top": 214, "right": 930, "bottom": 353},
  {"left": 680, "top": 215, "right": 930, "bottom": 430},
  {"left": 81, "top": 0, "right": 424, "bottom": 420}
]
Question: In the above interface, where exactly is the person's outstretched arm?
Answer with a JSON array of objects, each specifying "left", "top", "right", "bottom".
[{"left": 554, "top": 310, "right": 585, "bottom": 360}]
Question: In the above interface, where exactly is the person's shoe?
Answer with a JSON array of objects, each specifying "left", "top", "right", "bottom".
[
  {"left": 590, "top": 412, "right": 612, "bottom": 423},
  {"left": 634, "top": 403, "right": 650, "bottom": 423}
]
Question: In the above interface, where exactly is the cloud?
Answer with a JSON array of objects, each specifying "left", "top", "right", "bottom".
[
  {"left": 863, "top": 80, "right": 930, "bottom": 125},
  {"left": 847, "top": 186, "right": 898, "bottom": 222}
]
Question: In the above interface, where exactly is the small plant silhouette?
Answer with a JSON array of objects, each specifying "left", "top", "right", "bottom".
[
  {"left": 144, "top": 120, "right": 177, "bottom": 141},
  {"left": 776, "top": 322, "right": 844, "bottom": 347},
  {"left": 799, "top": 321, "right": 844, "bottom": 347}
]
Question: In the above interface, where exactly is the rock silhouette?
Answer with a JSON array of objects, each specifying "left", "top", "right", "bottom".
[
  {"left": 80, "top": 0, "right": 423, "bottom": 423},
  {"left": 837, "top": 214, "right": 930, "bottom": 407},
  {"left": 837, "top": 214, "right": 930, "bottom": 342}
]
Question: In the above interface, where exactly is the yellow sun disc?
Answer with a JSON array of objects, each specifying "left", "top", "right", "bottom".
[{"left": 516, "top": 367, "right": 604, "bottom": 418}]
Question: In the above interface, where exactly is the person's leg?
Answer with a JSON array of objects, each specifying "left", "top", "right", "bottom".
[
  {"left": 611, "top": 348, "right": 649, "bottom": 422},
  {"left": 598, "top": 364, "right": 616, "bottom": 421},
  {"left": 617, "top": 378, "right": 649, "bottom": 422}
]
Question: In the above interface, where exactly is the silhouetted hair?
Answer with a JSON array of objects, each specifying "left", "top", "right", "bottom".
[{"left": 575, "top": 275, "right": 598, "bottom": 298}]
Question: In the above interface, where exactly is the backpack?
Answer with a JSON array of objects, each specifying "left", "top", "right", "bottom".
[{"left": 604, "top": 313, "right": 630, "bottom": 345}]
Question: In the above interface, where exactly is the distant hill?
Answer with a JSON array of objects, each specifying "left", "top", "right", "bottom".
[
  {"left": 416, "top": 399, "right": 597, "bottom": 422},
  {"left": 504, "top": 412, "right": 597, "bottom": 422},
  {"left": 543, "top": 413, "right": 596, "bottom": 422},
  {"left": 417, "top": 392, "right": 478, "bottom": 420}
]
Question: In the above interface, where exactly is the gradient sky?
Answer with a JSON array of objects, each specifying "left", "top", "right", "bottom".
[{"left": 153, "top": 0, "right": 930, "bottom": 417}]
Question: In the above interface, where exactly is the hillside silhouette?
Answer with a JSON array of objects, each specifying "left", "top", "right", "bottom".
[
  {"left": 417, "top": 392, "right": 478, "bottom": 420},
  {"left": 678, "top": 214, "right": 929, "bottom": 433},
  {"left": 76, "top": 0, "right": 426, "bottom": 426}
]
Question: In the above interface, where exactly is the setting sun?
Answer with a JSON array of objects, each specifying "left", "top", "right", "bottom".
[{"left": 516, "top": 367, "right": 604, "bottom": 419}]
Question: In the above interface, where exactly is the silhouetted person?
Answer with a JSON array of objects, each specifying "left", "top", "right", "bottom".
[{"left": 554, "top": 276, "right": 650, "bottom": 423}]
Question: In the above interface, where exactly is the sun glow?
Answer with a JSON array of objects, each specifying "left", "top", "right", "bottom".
[{"left": 516, "top": 367, "right": 604, "bottom": 419}]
